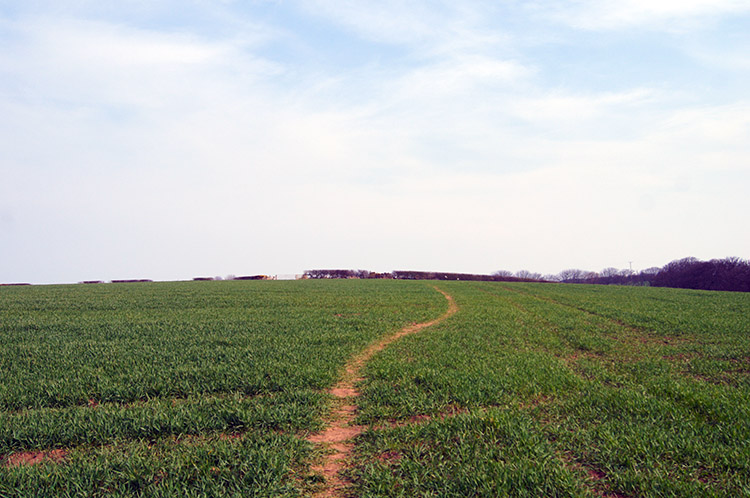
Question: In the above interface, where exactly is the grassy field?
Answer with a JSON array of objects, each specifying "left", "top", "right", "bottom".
[
  {"left": 0, "top": 280, "right": 445, "bottom": 496},
  {"left": 1, "top": 280, "right": 748, "bottom": 496},
  {"left": 356, "top": 282, "right": 750, "bottom": 497}
]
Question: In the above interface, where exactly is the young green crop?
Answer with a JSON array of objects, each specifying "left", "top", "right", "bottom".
[
  {"left": 0, "top": 432, "right": 309, "bottom": 497},
  {"left": 355, "top": 282, "right": 750, "bottom": 497},
  {"left": 355, "top": 409, "right": 582, "bottom": 498},
  {"left": 0, "top": 280, "right": 446, "bottom": 496},
  {"left": 0, "top": 280, "right": 444, "bottom": 411},
  {"left": 2, "top": 280, "right": 748, "bottom": 497}
]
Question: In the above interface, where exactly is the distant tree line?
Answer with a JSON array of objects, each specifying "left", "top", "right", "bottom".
[
  {"left": 305, "top": 257, "right": 750, "bottom": 292},
  {"left": 392, "top": 271, "right": 536, "bottom": 282},
  {"left": 10, "top": 257, "right": 737, "bottom": 290},
  {"left": 652, "top": 257, "right": 750, "bottom": 292},
  {"left": 548, "top": 257, "right": 750, "bottom": 292},
  {"left": 303, "top": 269, "right": 538, "bottom": 282},
  {"left": 304, "top": 269, "right": 373, "bottom": 279}
]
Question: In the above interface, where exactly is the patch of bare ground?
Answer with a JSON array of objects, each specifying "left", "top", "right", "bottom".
[
  {"left": 662, "top": 352, "right": 698, "bottom": 362},
  {"left": 519, "top": 394, "right": 553, "bottom": 410},
  {"left": 2, "top": 448, "right": 68, "bottom": 468},
  {"left": 372, "top": 404, "right": 468, "bottom": 431},
  {"left": 0, "top": 429, "right": 258, "bottom": 472},
  {"left": 543, "top": 412, "right": 627, "bottom": 497},
  {"left": 555, "top": 452, "right": 627, "bottom": 498},
  {"left": 374, "top": 450, "right": 402, "bottom": 465},
  {"left": 665, "top": 354, "right": 749, "bottom": 385},
  {"left": 583, "top": 465, "right": 627, "bottom": 498},
  {"left": 687, "top": 372, "right": 744, "bottom": 387},
  {"left": 307, "top": 287, "right": 457, "bottom": 498},
  {"left": 691, "top": 465, "right": 722, "bottom": 487}
]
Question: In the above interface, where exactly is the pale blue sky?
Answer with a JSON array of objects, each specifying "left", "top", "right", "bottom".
[{"left": 1, "top": 1, "right": 749, "bottom": 283}]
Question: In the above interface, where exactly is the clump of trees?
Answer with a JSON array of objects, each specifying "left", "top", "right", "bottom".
[
  {"left": 493, "top": 270, "right": 543, "bottom": 280},
  {"left": 304, "top": 269, "right": 372, "bottom": 279},
  {"left": 304, "top": 269, "right": 540, "bottom": 282},
  {"left": 651, "top": 257, "right": 750, "bottom": 292},
  {"left": 550, "top": 257, "right": 749, "bottom": 292},
  {"left": 392, "top": 271, "right": 534, "bottom": 282}
]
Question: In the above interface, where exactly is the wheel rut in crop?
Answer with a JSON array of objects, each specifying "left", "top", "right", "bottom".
[{"left": 308, "top": 286, "right": 458, "bottom": 498}]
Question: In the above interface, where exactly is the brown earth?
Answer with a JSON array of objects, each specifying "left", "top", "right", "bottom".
[
  {"left": 2, "top": 449, "right": 68, "bottom": 468},
  {"left": 308, "top": 287, "right": 458, "bottom": 498}
]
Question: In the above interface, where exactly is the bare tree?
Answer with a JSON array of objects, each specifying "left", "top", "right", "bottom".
[
  {"left": 515, "top": 270, "right": 542, "bottom": 280},
  {"left": 600, "top": 267, "right": 620, "bottom": 278},
  {"left": 558, "top": 268, "right": 586, "bottom": 282},
  {"left": 582, "top": 271, "right": 599, "bottom": 282}
]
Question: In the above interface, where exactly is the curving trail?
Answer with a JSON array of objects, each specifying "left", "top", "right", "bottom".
[{"left": 308, "top": 286, "right": 458, "bottom": 497}]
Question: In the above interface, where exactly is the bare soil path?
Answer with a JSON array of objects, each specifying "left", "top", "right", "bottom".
[{"left": 308, "top": 286, "right": 458, "bottom": 497}]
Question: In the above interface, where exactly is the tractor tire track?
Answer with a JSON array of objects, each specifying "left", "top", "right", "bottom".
[{"left": 308, "top": 286, "right": 458, "bottom": 497}]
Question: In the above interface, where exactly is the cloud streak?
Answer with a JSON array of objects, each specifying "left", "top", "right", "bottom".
[{"left": 537, "top": 0, "right": 750, "bottom": 30}]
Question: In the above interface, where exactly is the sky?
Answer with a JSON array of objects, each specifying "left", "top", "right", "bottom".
[{"left": 1, "top": 0, "right": 749, "bottom": 284}]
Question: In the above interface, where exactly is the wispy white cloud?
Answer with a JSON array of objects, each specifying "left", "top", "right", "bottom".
[
  {"left": 390, "top": 55, "right": 531, "bottom": 99},
  {"left": 507, "top": 88, "right": 659, "bottom": 134},
  {"left": 537, "top": 0, "right": 750, "bottom": 31},
  {"left": 1, "top": 17, "right": 281, "bottom": 108},
  {"left": 1, "top": 2, "right": 748, "bottom": 282},
  {"left": 295, "top": 0, "right": 512, "bottom": 60},
  {"left": 296, "top": 0, "right": 445, "bottom": 45}
]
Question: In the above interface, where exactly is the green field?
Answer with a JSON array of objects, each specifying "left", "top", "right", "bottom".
[{"left": 1, "top": 280, "right": 748, "bottom": 497}]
